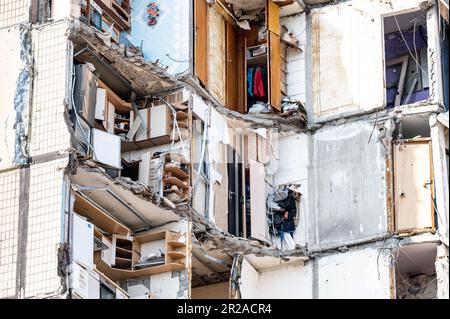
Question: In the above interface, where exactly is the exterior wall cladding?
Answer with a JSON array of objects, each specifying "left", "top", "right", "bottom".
[{"left": 0, "top": 0, "right": 448, "bottom": 299}]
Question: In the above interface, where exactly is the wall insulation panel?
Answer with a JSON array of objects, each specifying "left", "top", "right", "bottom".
[
  {"left": 29, "top": 21, "right": 71, "bottom": 157},
  {"left": 0, "top": 0, "right": 30, "bottom": 29},
  {"left": 0, "top": 169, "right": 20, "bottom": 298},
  {"left": 24, "top": 157, "right": 68, "bottom": 298}
]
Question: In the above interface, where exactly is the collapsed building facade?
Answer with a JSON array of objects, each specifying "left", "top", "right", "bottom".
[{"left": 0, "top": 0, "right": 448, "bottom": 299}]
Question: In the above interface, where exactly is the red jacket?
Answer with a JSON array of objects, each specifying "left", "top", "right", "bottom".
[{"left": 253, "top": 66, "right": 266, "bottom": 98}]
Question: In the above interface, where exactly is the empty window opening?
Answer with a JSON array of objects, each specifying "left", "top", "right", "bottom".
[
  {"left": 395, "top": 243, "right": 437, "bottom": 299},
  {"left": 384, "top": 11, "right": 429, "bottom": 108},
  {"left": 393, "top": 114, "right": 431, "bottom": 140}
]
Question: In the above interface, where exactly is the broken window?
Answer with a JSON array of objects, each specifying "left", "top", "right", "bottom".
[
  {"left": 384, "top": 11, "right": 429, "bottom": 108},
  {"left": 395, "top": 243, "right": 438, "bottom": 299}
]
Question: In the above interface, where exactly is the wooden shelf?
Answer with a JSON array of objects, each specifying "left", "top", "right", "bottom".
[
  {"left": 247, "top": 42, "right": 267, "bottom": 50},
  {"left": 98, "top": 80, "right": 132, "bottom": 112},
  {"left": 175, "top": 111, "right": 188, "bottom": 121},
  {"left": 164, "top": 165, "right": 189, "bottom": 180},
  {"left": 115, "top": 117, "right": 130, "bottom": 123},
  {"left": 167, "top": 251, "right": 185, "bottom": 260},
  {"left": 248, "top": 54, "right": 267, "bottom": 65},
  {"left": 114, "top": 257, "right": 132, "bottom": 269},
  {"left": 164, "top": 177, "right": 189, "bottom": 189},
  {"left": 168, "top": 241, "right": 186, "bottom": 248},
  {"left": 163, "top": 188, "right": 189, "bottom": 201},
  {"left": 114, "top": 127, "right": 129, "bottom": 133},
  {"left": 73, "top": 193, "right": 130, "bottom": 236},
  {"left": 115, "top": 246, "right": 132, "bottom": 258},
  {"left": 177, "top": 121, "right": 189, "bottom": 129}
]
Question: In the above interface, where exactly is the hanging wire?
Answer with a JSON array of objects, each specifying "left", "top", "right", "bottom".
[{"left": 393, "top": 15, "right": 428, "bottom": 76}]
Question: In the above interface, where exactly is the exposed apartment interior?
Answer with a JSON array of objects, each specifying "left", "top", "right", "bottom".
[
  {"left": 0, "top": 0, "right": 448, "bottom": 300},
  {"left": 384, "top": 10, "right": 430, "bottom": 108},
  {"left": 196, "top": 0, "right": 305, "bottom": 115}
]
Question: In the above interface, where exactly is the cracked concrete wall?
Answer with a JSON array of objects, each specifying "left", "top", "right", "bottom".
[
  {"left": 0, "top": 26, "right": 32, "bottom": 171},
  {"left": 309, "top": 121, "right": 388, "bottom": 252}
]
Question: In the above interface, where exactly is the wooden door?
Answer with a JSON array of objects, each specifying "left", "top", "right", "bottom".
[
  {"left": 226, "top": 22, "right": 239, "bottom": 111},
  {"left": 194, "top": 0, "right": 208, "bottom": 87},
  {"left": 266, "top": 1, "right": 281, "bottom": 111},
  {"left": 393, "top": 140, "right": 434, "bottom": 232}
]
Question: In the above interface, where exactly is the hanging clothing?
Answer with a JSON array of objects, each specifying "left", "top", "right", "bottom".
[
  {"left": 247, "top": 67, "right": 254, "bottom": 97},
  {"left": 261, "top": 65, "right": 268, "bottom": 98},
  {"left": 275, "top": 190, "right": 297, "bottom": 233},
  {"left": 253, "top": 66, "right": 266, "bottom": 98}
]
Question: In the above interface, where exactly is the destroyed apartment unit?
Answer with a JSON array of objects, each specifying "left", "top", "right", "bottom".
[{"left": 0, "top": 0, "right": 448, "bottom": 299}]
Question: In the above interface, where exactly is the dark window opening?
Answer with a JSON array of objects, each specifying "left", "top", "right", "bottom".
[{"left": 384, "top": 11, "right": 429, "bottom": 108}]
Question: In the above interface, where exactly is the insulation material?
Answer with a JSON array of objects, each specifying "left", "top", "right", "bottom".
[
  {"left": 0, "top": 169, "right": 20, "bottom": 298},
  {"left": 0, "top": 26, "right": 30, "bottom": 170},
  {"left": 208, "top": 6, "right": 226, "bottom": 105},
  {"left": 29, "top": 21, "right": 72, "bottom": 157},
  {"left": 318, "top": 246, "right": 391, "bottom": 299},
  {"left": 0, "top": 0, "right": 31, "bottom": 28},
  {"left": 25, "top": 157, "right": 68, "bottom": 298},
  {"left": 310, "top": 122, "right": 387, "bottom": 251}
]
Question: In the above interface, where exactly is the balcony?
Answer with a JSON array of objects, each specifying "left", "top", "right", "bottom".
[{"left": 94, "top": 0, "right": 131, "bottom": 31}]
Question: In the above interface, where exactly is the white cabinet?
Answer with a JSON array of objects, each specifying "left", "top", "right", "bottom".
[
  {"left": 92, "top": 128, "right": 122, "bottom": 169},
  {"left": 150, "top": 105, "right": 172, "bottom": 138},
  {"left": 72, "top": 213, "right": 94, "bottom": 268}
]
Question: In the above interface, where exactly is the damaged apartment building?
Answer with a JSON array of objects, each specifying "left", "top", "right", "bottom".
[{"left": 0, "top": 0, "right": 448, "bottom": 300}]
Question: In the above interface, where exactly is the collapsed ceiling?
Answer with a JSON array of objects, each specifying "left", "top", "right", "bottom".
[{"left": 69, "top": 21, "right": 180, "bottom": 98}]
